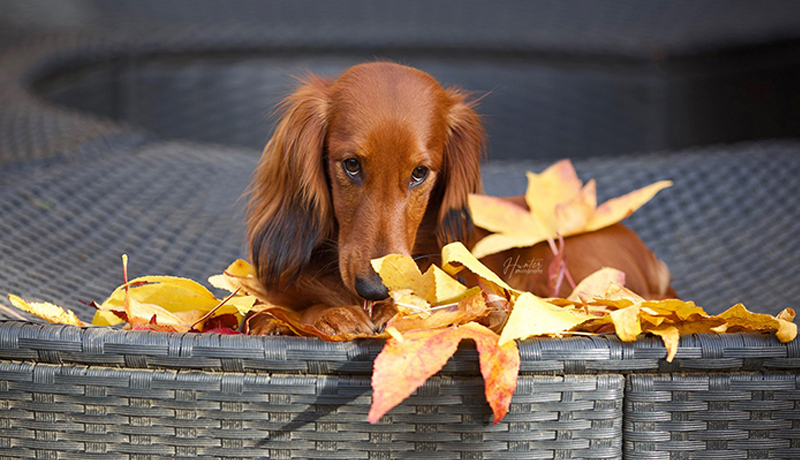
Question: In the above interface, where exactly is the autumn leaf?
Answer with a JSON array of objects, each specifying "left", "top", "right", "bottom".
[
  {"left": 585, "top": 180, "right": 675, "bottom": 233},
  {"left": 468, "top": 159, "right": 673, "bottom": 258},
  {"left": 371, "top": 252, "right": 484, "bottom": 328},
  {"left": 252, "top": 305, "right": 388, "bottom": 342},
  {"left": 441, "top": 242, "right": 519, "bottom": 297},
  {"left": 371, "top": 254, "right": 471, "bottom": 313},
  {"left": 719, "top": 304, "right": 797, "bottom": 342},
  {"left": 778, "top": 308, "right": 796, "bottom": 323},
  {"left": 369, "top": 322, "right": 519, "bottom": 424},
  {"left": 498, "top": 292, "right": 593, "bottom": 345},
  {"left": 567, "top": 267, "right": 626, "bottom": 302},
  {"left": 609, "top": 302, "right": 643, "bottom": 342},
  {"left": 647, "top": 325, "right": 680, "bottom": 362},
  {"left": 209, "top": 259, "right": 271, "bottom": 304},
  {"left": 125, "top": 295, "right": 199, "bottom": 333},
  {"left": 387, "top": 289, "right": 487, "bottom": 331},
  {"left": 8, "top": 294, "right": 85, "bottom": 327},
  {"left": 93, "top": 272, "right": 255, "bottom": 331},
  {"left": 566, "top": 281, "right": 789, "bottom": 362},
  {"left": 371, "top": 254, "right": 430, "bottom": 297}
]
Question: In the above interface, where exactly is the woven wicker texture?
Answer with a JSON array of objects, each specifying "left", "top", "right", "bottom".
[
  {"left": 0, "top": 361, "right": 623, "bottom": 460},
  {"left": 0, "top": 324, "right": 797, "bottom": 376},
  {"left": 625, "top": 373, "right": 800, "bottom": 459},
  {"left": 0, "top": 323, "right": 799, "bottom": 458},
  {"left": 0, "top": 360, "right": 624, "bottom": 459}
]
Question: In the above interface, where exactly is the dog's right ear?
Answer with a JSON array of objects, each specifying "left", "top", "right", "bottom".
[{"left": 246, "top": 75, "right": 333, "bottom": 288}]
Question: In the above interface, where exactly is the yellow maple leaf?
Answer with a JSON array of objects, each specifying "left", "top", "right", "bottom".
[
  {"left": 387, "top": 289, "right": 487, "bottom": 331},
  {"left": 468, "top": 159, "right": 673, "bottom": 258},
  {"left": 568, "top": 281, "right": 796, "bottom": 361},
  {"left": 719, "top": 304, "right": 797, "bottom": 342},
  {"left": 124, "top": 295, "right": 204, "bottom": 333},
  {"left": 609, "top": 302, "right": 643, "bottom": 342},
  {"left": 371, "top": 255, "right": 434, "bottom": 307},
  {"left": 646, "top": 325, "right": 680, "bottom": 362},
  {"left": 208, "top": 259, "right": 269, "bottom": 304},
  {"left": 498, "top": 292, "right": 593, "bottom": 345},
  {"left": 371, "top": 253, "right": 472, "bottom": 311},
  {"left": 92, "top": 275, "right": 254, "bottom": 327},
  {"left": 441, "top": 242, "right": 519, "bottom": 296},
  {"left": 8, "top": 294, "right": 85, "bottom": 327},
  {"left": 566, "top": 267, "right": 626, "bottom": 302}
]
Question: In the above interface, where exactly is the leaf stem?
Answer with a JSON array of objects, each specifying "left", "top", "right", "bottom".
[
  {"left": 0, "top": 301, "right": 29, "bottom": 321},
  {"left": 190, "top": 287, "right": 241, "bottom": 330}
]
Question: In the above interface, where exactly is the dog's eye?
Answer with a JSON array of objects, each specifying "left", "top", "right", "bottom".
[
  {"left": 411, "top": 166, "right": 429, "bottom": 185},
  {"left": 342, "top": 158, "right": 361, "bottom": 178}
]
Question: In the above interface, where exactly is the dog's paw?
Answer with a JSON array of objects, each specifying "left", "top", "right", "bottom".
[
  {"left": 306, "top": 305, "right": 376, "bottom": 336},
  {"left": 371, "top": 301, "right": 398, "bottom": 332}
]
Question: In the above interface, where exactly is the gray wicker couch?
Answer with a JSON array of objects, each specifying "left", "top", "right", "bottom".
[{"left": 2, "top": 2, "right": 800, "bottom": 458}]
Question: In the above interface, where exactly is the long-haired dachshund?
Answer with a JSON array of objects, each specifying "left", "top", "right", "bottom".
[{"left": 246, "top": 62, "right": 674, "bottom": 335}]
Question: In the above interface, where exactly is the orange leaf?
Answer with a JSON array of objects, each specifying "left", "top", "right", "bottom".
[
  {"left": 464, "top": 322, "right": 520, "bottom": 423},
  {"left": 369, "top": 322, "right": 519, "bottom": 424},
  {"left": 387, "top": 290, "right": 488, "bottom": 331},
  {"left": 258, "top": 305, "right": 386, "bottom": 342}
]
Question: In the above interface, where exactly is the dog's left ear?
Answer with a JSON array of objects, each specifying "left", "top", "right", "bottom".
[{"left": 437, "top": 89, "right": 485, "bottom": 246}]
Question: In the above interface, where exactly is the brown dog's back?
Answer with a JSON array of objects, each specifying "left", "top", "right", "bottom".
[
  {"left": 480, "top": 223, "right": 674, "bottom": 300},
  {"left": 475, "top": 195, "right": 675, "bottom": 300}
]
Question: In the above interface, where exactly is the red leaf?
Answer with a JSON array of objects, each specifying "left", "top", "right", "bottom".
[
  {"left": 201, "top": 313, "right": 239, "bottom": 332},
  {"left": 202, "top": 327, "right": 241, "bottom": 335}
]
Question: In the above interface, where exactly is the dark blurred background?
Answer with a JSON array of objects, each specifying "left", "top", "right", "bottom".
[{"left": 3, "top": 0, "right": 800, "bottom": 161}]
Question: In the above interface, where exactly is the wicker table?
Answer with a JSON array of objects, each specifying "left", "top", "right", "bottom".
[{"left": 0, "top": 323, "right": 797, "bottom": 459}]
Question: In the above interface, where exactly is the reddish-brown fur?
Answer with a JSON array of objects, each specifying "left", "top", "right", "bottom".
[{"left": 246, "top": 62, "right": 674, "bottom": 335}]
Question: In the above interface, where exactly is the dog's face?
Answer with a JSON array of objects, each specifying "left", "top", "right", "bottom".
[
  {"left": 325, "top": 65, "right": 450, "bottom": 299},
  {"left": 247, "top": 62, "right": 484, "bottom": 305}
]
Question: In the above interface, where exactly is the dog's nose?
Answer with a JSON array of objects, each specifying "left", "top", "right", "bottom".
[{"left": 354, "top": 269, "right": 389, "bottom": 301}]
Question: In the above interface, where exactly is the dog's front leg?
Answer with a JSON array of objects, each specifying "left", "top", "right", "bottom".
[{"left": 302, "top": 304, "right": 376, "bottom": 336}]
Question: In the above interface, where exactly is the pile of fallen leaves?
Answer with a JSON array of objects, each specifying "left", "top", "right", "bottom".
[{"left": 5, "top": 160, "right": 796, "bottom": 425}]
